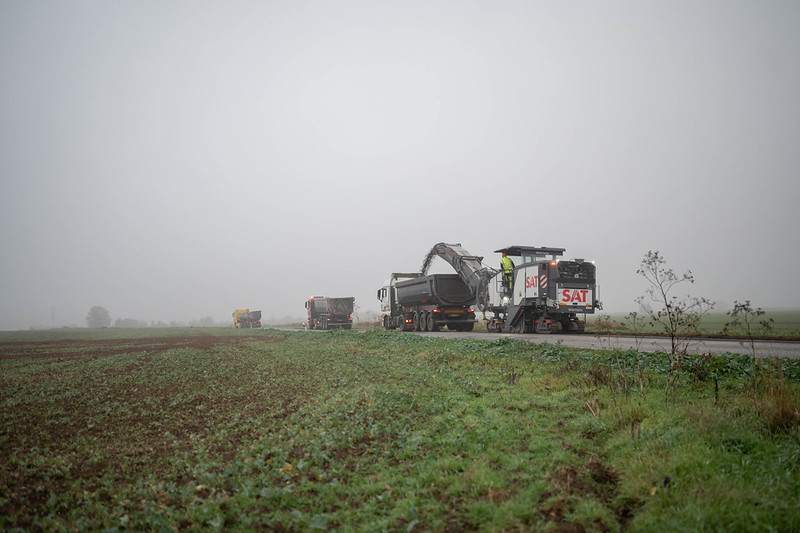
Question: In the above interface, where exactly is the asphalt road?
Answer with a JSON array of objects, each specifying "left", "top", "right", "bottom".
[
  {"left": 291, "top": 327, "right": 800, "bottom": 359},
  {"left": 413, "top": 331, "right": 800, "bottom": 359}
]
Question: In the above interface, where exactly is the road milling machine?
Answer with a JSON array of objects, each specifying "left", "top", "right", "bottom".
[
  {"left": 379, "top": 243, "right": 600, "bottom": 333},
  {"left": 483, "top": 245, "right": 600, "bottom": 333}
]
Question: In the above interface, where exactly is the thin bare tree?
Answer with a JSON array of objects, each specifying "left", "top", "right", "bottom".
[{"left": 636, "top": 251, "right": 713, "bottom": 398}]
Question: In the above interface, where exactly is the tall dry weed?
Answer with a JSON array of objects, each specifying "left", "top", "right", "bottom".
[{"left": 757, "top": 358, "right": 800, "bottom": 433}]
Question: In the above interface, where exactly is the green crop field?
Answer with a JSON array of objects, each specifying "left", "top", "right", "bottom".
[
  {"left": 587, "top": 309, "right": 800, "bottom": 340},
  {"left": 1, "top": 328, "right": 799, "bottom": 531}
]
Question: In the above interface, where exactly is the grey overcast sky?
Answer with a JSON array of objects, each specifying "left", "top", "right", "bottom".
[{"left": 1, "top": 1, "right": 799, "bottom": 329}]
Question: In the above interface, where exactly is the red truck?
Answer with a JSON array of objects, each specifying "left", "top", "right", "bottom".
[{"left": 305, "top": 296, "right": 355, "bottom": 330}]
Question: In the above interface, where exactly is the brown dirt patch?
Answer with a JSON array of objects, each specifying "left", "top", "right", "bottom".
[
  {"left": 0, "top": 334, "right": 298, "bottom": 525},
  {"left": 0, "top": 334, "right": 281, "bottom": 360}
]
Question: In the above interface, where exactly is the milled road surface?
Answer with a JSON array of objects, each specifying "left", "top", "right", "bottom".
[{"left": 414, "top": 331, "right": 800, "bottom": 359}]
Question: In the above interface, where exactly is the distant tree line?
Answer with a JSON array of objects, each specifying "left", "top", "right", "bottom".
[
  {"left": 113, "top": 318, "right": 150, "bottom": 328},
  {"left": 86, "top": 307, "right": 226, "bottom": 328}
]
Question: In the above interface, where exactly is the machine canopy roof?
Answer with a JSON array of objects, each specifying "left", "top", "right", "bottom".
[{"left": 494, "top": 246, "right": 566, "bottom": 257}]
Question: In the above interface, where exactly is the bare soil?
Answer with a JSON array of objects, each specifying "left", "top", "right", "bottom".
[{"left": 0, "top": 334, "right": 291, "bottom": 525}]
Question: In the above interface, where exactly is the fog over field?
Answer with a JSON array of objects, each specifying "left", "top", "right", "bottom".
[{"left": 1, "top": 1, "right": 799, "bottom": 330}]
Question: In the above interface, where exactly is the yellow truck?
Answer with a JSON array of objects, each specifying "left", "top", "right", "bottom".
[{"left": 232, "top": 308, "right": 262, "bottom": 328}]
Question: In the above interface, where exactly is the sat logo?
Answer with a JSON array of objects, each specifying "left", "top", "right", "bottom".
[{"left": 560, "top": 289, "right": 591, "bottom": 304}]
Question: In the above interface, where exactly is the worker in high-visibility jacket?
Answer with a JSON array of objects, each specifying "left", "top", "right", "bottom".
[{"left": 501, "top": 252, "right": 515, "bottom": 291}]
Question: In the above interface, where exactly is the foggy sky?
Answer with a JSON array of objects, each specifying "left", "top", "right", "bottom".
[{"left": 1, "top": 1, "right": 799, "bottom": 330}]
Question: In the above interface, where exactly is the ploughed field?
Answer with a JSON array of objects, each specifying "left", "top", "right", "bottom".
[{"left": 1, "top": 328, "right": 799, "bottom": 531}]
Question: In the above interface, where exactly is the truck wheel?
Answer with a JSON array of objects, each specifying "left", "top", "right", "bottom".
[
  {"left": 427, "top": 312, "right": 438, "bottom": 332},
  {"left": 413, "top": 312, "right": 421, "bottom": 331},
  {"left": 418, "top": 312, "right": 427, "bottom": 331}
]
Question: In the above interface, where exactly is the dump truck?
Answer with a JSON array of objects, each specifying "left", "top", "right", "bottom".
[
  {"left": 305, "top": 296, "right": 355, "bottom": 330},
  {"left": 377, "top": 273, "right": 476, "bottom": 331},
  {"left": 233, "top": 308, "right": 262, "bottom": 328}
]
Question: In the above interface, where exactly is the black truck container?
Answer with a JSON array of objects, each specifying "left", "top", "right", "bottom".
[{"left": 233, "top": 309, "right": 262, "bottom": 328}]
